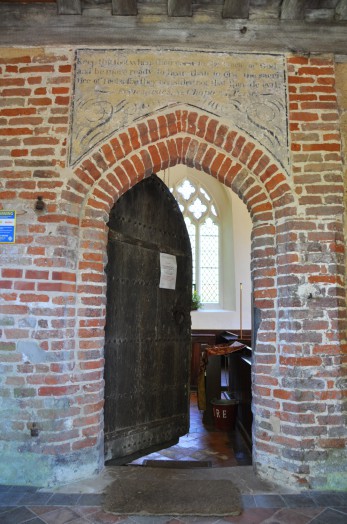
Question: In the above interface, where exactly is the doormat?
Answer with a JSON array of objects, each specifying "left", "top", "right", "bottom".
[
  {"left": 143, "top": 459, "right": 212, "bottom": 468},
  {"left": 103, "top": 478, "right": 242, "bottom": 516}
]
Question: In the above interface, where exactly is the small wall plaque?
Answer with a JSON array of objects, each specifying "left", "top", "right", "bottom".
[{"left": 0, "top": 211, "right": 16, "bottom": 244}]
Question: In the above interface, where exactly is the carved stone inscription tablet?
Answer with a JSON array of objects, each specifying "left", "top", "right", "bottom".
[{"left": 70, "top": 49, "right": 288, "bottom": 173}]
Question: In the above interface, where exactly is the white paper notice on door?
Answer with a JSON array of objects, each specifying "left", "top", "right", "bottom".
[{"left": 159, "top": 253, "right": 177, "bottom": 290}]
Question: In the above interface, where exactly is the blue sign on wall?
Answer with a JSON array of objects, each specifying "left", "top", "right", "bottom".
[{"left": 0, "top": 211, "right": 16, "bottom": 244}]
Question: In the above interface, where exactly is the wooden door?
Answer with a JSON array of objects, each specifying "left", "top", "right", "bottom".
[{"left": 104, "top": 174, "right": 192, "bottom": 462}]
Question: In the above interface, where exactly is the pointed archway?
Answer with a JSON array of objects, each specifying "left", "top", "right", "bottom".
[{"left": 62, "top": 106, "right": 302, "bottom": 486}]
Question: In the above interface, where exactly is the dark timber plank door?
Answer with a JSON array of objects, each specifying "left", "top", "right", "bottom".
[{"left": 104, "top": 174, "right": 192, "bottom": 462}]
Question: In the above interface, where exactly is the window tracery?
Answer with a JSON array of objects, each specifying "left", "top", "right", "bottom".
[{"left": 171, "top": 179, "right": 220, "bottom": 305}]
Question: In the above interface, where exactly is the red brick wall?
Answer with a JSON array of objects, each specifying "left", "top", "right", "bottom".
[
  {"left": 336, "top": 62, "right": 347, "bottom": 322},
  {"left": 256, "top": 55, "right": 346, "bottom": 488},
  {"left": 0, "top": 48, "right": 346, "bottom": 489}
]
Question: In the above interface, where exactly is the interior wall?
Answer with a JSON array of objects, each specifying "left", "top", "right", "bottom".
[
  {"left": 158, "top": 165, "right": 253, "bottom": 330},
  {"left": 335, "top": 63, "right": 347, "bottom": 309}
]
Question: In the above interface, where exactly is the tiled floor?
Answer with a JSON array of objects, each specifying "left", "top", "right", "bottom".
[
  {"left": 1, "top": 484, "right": 347, "bottom": 524},
  {"left": 129, "top": 392, "right": 252, "bottom": 468},
  {"left": 1, "top": 393, "right": 347, "bottom": 524}
]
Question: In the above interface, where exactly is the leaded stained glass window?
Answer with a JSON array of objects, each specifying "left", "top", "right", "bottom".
[{"left": 171, "top": 179, "right": 220, "bottom": 305}]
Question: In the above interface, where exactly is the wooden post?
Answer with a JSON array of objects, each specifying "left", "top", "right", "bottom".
[
  {"left": 112, "top": 0, "right": 137, "bottom": 16},
  {"left": 222, "top": 0, "right": 250, "bottom": 19},
  {"left": 336, "top": 0, "right": 347, "bottom": 21},
  {"left": 281, "top": 0, "right": 305, "bottom": 20},
  {"left": 168, "top": 0, "right": 192, "bottom": 17},
  {"left": 57, "top": 0, "right": 82, "bottom": 15}
]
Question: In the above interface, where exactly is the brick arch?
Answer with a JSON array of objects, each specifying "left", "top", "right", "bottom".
[
  {"left": 67, "top": 109, "right": 296, "bottom": 369},
  {"left": 63, "top": 109, "right": 299, "bottom": 487},
  {"left": 67, "top": 108, "right": 296, "bottom": 223}
]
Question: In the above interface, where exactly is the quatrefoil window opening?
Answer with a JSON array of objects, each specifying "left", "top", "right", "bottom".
[{"left": 175, "top": 179, "right": 219, "bottom": 223}]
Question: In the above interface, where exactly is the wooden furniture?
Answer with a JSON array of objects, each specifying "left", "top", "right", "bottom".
[
  {"left": 190, "top": 330, "right": 253, "bottom": 447},
  {"left": 190, "top": 333, "right": 216, "bottom": 389},
  {"left": 227, "top": 345, "right": 253, "bottom": 448},
  {"left": 202, "top": 352, "right": 225, "bottom": 425},
  {"left": 190, "top": 329, "right": 251, "bottom": 389}
]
